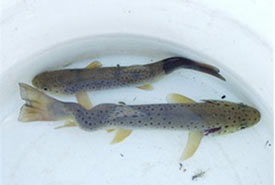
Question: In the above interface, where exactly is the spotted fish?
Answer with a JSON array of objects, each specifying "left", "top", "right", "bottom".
[
  {"left": 32, "top": 57, "right": 225, "bottom": 95},
  {"left": 18, "top": 83, "right": 260, "bottom": 160}
]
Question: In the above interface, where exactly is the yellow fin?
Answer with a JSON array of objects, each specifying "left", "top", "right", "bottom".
[
  {"left": 106, "top": 129, "right": 115, "bottom": 133},
  {"left": 55, "top": 121, "right": 77, "bottom": 129},
  {"left": 111, "top": 129, "right": 133, "bottom": 144},
  {"left": 86, "top": 61, "right": 102, "bottom": 69},
  {"left": 137, "top": 84, "right": 154, "bottom": 90},
  {"left": 76, "top": 92, "right": 92, "bottom": 110},
  {"left": 181, "top": 131, "right": 203, "bottom": 160},
  {"left": 166, "top": 93, "right": 195, "bottom": 104}
]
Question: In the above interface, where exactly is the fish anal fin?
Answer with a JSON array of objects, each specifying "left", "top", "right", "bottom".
[
  {"left": 166, "top": 93, "right": 196, "bottom": 104},
  {"left": 137, "top": 84, "right": 154, "bottom": 90},
  {"left": 76, "top": 92, "right": 92, "bottom": 110},
  {"left": 181, "top": 131, "right": 203, "bottom": 160},
  {"left": 55, "top": 121, "right": 77, "bottom": 129},
  {"left": 86, "top": 61, "right": 102, "bottom": 69},
  {"left": 107, "top": 129, "right": 115, "bottom": 133},
  {"left": 111, "top": 129, "right": 133, "bottom": 144}
]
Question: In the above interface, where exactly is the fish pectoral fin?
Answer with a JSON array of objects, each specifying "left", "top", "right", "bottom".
[
  {"left": 137, "top": 84, "right": 154, "bottom": 90},
  {"left": 106, "top": 129, "right": 115, "bottom": 133},
  {"left": 111, "top": 129, "right": 133, "bottom": 144},
  {"left": 76, "top": 92, "right": 92, "bottom": 110},
  {"left": 166, "top": 93, "right": 196, "bottom": 104},
  {"left": 55, "top": 121, "right": 77, "bottom": 129},
  {"left": 85, "top": 61, "right": 102, "bottom": 69},
  {"left": 181, "top": 131, "right": 203, "bottom": 160}
]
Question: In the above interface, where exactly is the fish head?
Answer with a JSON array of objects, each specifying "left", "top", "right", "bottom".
[
  {"left": 203, "top": 101, "right": 261, "bottom": 136},
  {"left": 32, "top": 71, "right": 65, "bottom": 94}
]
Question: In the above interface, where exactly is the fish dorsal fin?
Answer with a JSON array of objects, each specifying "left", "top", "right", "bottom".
[
  {"left": 86, "top": 61, "right": 102, "bottom": 69},
  {"left": 181, "top": 131, "right": 203, "bottom": 160},
  {"left": 166, "top": 93, "right": 196, "bottom": 104},
  {"left": 111, "top": 129, "right": 133, "bottom": 144},
  {"left": 137, "top": 84, "right": 154, "bottom": 90}
]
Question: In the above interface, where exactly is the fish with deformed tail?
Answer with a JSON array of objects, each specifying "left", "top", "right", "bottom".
[
  {"left": 32, "top": 57, "right": 225, "bottom": 95},
  {"left": 18, "top": 83, "right": 260, "bottom": 160}
]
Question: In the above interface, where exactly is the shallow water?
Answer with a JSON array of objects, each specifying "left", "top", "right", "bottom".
[{"left": 1, "top": 34, "right": 273, "bottom": 185}]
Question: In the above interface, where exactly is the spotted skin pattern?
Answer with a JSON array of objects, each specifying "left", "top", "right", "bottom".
[
  {"left": 70, "top": 101, "right": 261, "bottom": 136},
  {"left": 32, "top": 57, "right": 225, "bottom": 95},
  {"left": 18, "top": 83, "right": 260, "bottom": 136}
]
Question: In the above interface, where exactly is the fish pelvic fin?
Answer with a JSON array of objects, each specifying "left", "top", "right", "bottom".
[
  {"left": 18, "top": 83, "right": 73, "bottom": 122},
  {"left": 111, "top": 129, "right": 133, "bottom": 144},
  {"left": 161, "top": 57, "right": 226, "bottom": 81},
  {"left": 181, "top": 131, "right": 203, "bottom": 160}
]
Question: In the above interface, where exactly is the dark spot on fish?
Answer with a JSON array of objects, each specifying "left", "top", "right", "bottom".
[
  {"left": 85, "top": 121, "right": 88, "bottom": 124},
  {"left": 225, "top": 125, "right": 229, "bottom": 128},
  {"left": 240, "top": 126, "right": 246, "bottom": 129},
  {"left": 150, "top": 122, "right": 153, "bottom": 125},
  {"left": 138, "top": 120, "right": 141, "bottom": 123}
]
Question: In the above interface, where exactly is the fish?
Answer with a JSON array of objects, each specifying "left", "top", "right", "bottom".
[
  {"left": 18, "top": 83, "right": 261, "bottom": 160},
  {"left": 32, "top": 57, "right": 226, "bottom": 95}
]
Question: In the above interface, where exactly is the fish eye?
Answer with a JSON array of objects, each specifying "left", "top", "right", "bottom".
[{"left": 43, "top": 87, "right": 48, "bottom": 91}]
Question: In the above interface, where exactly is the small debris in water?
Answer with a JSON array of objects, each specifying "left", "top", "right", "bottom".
[
  {"left": 120, "top": 153, "right": 124, "bottom": 157},
  {"left": 178, "top": 163, "right": 187, "bottom": 172},
  {"left": 179, "top": 163, "right": 183, "bottom": 170},
  {"left": 265, "top": 140, "right": 272, "bottom": 147},
  {"left": 192, "top": 170, "right": 207, "bottom": 181},
  {"left": 133, "top": 97, "right": 137, "bottom": 102},
  {"left": 221, "top": 95, "right": 226, "bottom": 99}
]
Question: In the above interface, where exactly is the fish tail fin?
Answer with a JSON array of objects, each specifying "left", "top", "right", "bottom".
[
  {"left": 18, "top": 83, "right": 63, "bottom": 122},
  {"left": 161, "top": 57, "right": 226, "bottom": 81}
]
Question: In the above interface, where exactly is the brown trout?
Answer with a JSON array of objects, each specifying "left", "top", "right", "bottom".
[
  {"left": 32, "top": 57, "right": 225, "bottom": 95},
  {"left": 18, "top": 83, "right": 260, "bottom": 160}
]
